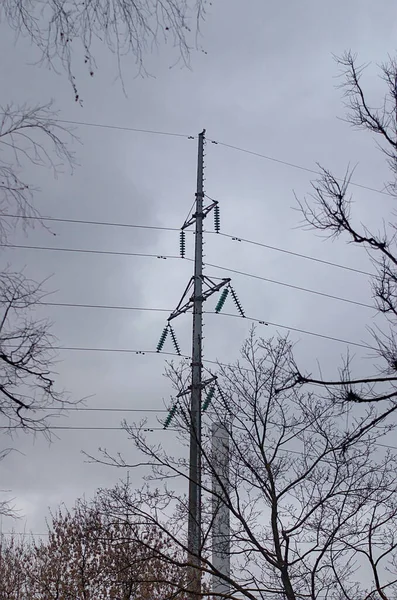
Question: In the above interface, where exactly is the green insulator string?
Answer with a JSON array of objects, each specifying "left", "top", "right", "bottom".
[
  {"left": 214, "top": 203, "right": 220, "bottom": 233},
  {"left": 156, "top": 325, "right": 169, "bottom": 352},
  {"left": 180, "top": 229, "right": 186, "bottom": 258},
  {"left": 202, "top": 387, "right": 215, "bottom": 412},
  {"left": 215, "top": 287, "right": 229, "bottom": 313},
  {"left": 164, "top": 403, "right": 178, "bottom": 429},
  {"left": 230, "top": 286, "right": 245, "bottom": 317},
  {"left": 169, "top": 324, "right": 181, "bottom": 356}
]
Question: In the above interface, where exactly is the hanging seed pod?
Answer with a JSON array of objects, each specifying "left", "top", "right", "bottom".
[
  {"left": 215, "top": 287, "right": 229, "bottom": 313},
  {"left": 156, "top": 325, "right": 169, "bottom": 352},
  {"left": 230, "top": 286, "right": 245, "bottom": 317},
  {"left": 214, "top": 203, "right": 220, "bottom": 233},
  {"left": 180, "top": 229, "right": 186, "bottom": 258},
  {"left": 202, "top": 387, "right": 215, "bottom": 412}
]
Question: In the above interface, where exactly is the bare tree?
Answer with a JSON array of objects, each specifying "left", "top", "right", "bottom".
[
  {"left": 92, "top": 330, "right": 397, "bottom": 600},
  {"left": 0, "top": 0, "right": 207, "bottom": 100},
  {"left": 0, "top": 534, "right": 29, "bottom": 600},
  {"left": 0, "top": 102, "right": 76, "bottom": 438},
  {"left": 0, "top": 270, "right": 64, "bottom": 433},
  {"left": 286, "top": 51, "right": 397, "bottom": 418},
  {"left": 0, "top": 494, "right": 188, "bottom": 599},
  {"left": 0, "top": 101, "right": 76, "bottom": 517},
  {"left": 0, "top": 102, "right": 75, "bottom": 242}
]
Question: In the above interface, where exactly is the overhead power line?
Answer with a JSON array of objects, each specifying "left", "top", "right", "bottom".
[
  {"left": 1, "top": 213, "right": 372, "bottom": 277},
  {"left": 208, "top": 139, "right": 393, "bottom": 198},
  {"left": 40, "top": 301, "right": 171, "bottom": 312},
  {"left": 4, "top": 244, "right": 373, "bottom": 310},
  {"left": 33, "top": 302, "right": 372, "bottom": 349},
  {"left": 29, "top": 307, "right": 372, "bottom": 350},
  {"left": 218, "top": 312, "right": 372, "bottom": 349},
  {"left": 58, "top": 119, "right": 192, "bottom": 139},
  {"left": 0, "top": 425, "right": 169, "bottom": 431},
  {"left": 43, "top": 407, "right": 169, "bottom": 412},
  {"left": 215, "top": 233, "right": 372, "bottom": 277},
  {"left": 51, "top": 346, "right": 189, "bottom": 356},
  {"left": 53, "top": 117, "right": 392, "bottom": 198},
  {"left": 0, "top": 244, "right": 180, "bottom": 260},
  {"left": 203, "top": 263, "right": 374, "bottom": 310},
  {"left": 0, "top": 425, "right": 395, "bottom": 454},
  {"left": 1, "top": 213, "right": 180, "bottom": 232}
]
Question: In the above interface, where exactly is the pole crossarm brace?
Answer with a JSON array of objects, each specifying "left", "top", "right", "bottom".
[
  {"left": 182, "top": 198, "right": 219, "bottom": 231},
  {"left": 168, "top": 277, "right": 231, "bottom": 321},
  {"left": 176, "top": 375, "right": 218, "bottom": 398}
]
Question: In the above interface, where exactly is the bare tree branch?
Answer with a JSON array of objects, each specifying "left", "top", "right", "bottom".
[
  {"left": 0, "top": 270, "right": 73, "bottom": 436},
  {"left": 0, "top": 102, "right": 76, "bottom": 243},
  {"left": 0, "top": 0, "right": 207, "bottom": 100},
  {"left": 293, "top": 51, "right": 397, "bottom": 431},
  {"left": 89, "top": 332, "right": 397, "bottom": 600}
]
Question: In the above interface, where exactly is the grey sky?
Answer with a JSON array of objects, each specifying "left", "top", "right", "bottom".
[{"left": 0, "top": 0, "right": 396, "bottom": 535}]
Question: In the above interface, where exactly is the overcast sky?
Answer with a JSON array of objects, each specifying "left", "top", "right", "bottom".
[{"left": 0, "top": 0, "right": 396, "bottom": 536}]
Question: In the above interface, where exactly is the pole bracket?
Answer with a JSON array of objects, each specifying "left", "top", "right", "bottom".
[{"left": 168, "top": 277, "right": 230, "bottom": 321}]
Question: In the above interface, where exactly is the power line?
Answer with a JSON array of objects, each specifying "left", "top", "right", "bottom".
[
  {"left": 31, "top": 303, "right": 372, "bottom": 348},
  {"left": 15, "top": 300, "right": 372, "bottom": 349},
  {"left": 215, "top": 232, "right": 373, "bottom": 277},
  {"left": 51, "top": 346, "right": 190, "bottom": 356},
  {"left": 1, "top": 213, "right": 373, "bottom": 277},
  {"left": 41, "top": 407, "right": 169, "bottom": 412},
  {"left": 40, "top": 297, "right": 372, "bottom": 330},
  {"left": 0, "top": 425, "right": 395, "bottom": 454},
  {"left": 28, "top": 308, "right": 371, "bottom": 351},
  {"left": 58, "top": 119, "right": 193, "bottom": 140},
  {"left": 4, "top": 244, "right": 373, "bottom": 310},
  {"left": 208, "top": 139, "right": 393, "bottom": 198},
  {"left": 0, "top": 425, "right": 170, "bottom": 431},
  {"left": 1, "top": 530, "right": 395, "bottom": 545},
  {"left": 0, "top": 244, "right": 181, "bottom": 260},
  {"left": 31, "top": 404, "right": 397, "bottom": 456},
  {"left": 0, "top": 214, "right": 180, "bottom": 232},
  {"left": 53, "top": 117, "right": 393, "bottom": 198},
  {"left": 1, "top": 532, "right": 50, "bottom": 536},
  {"left": 40, "top": 301, "right": 171, "bottom": 312},
  {"left": 217, "top": 312, "right": 372, "bottom": 350},
  {"left": 203, "top": 262, "right": 374, "bottom": 310}
]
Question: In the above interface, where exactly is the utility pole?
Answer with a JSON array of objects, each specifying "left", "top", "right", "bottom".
[
  {"left": 157, "top": 129, "right": 245, "bottom": 600},
  {"left": 187, "top": 128, "right": 205, "bottom": 598},
  {"left": 212, "top": 421, "right": 231, "bottom": 598}
]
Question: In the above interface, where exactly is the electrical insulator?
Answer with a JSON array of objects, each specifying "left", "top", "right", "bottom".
[
  {"left": 180, "top": 230, "right": 186, "bottom": 258},
  {"left": 164, "top": 403, "right": 178, "bottom": 429},
  {"left": 215, "top": 288, "right": 229, "bottom": 313},
  {"left": 230, "top": 286, "right": 245, "bottom": 317},
  {"left": 156, "top": 326, "right": 169, "bottom": 352},
  {"left": 215, "top": 384, "right": 229, "bottom": 410},
  {"left": 169, "top": 325, "right": 181, "bottom": 356},
  {"left": 214, "top": 204, "right": 220, "bottom": 233},
  {"left": 202, "top": 387, "right": 215, "bottom": 412}
]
